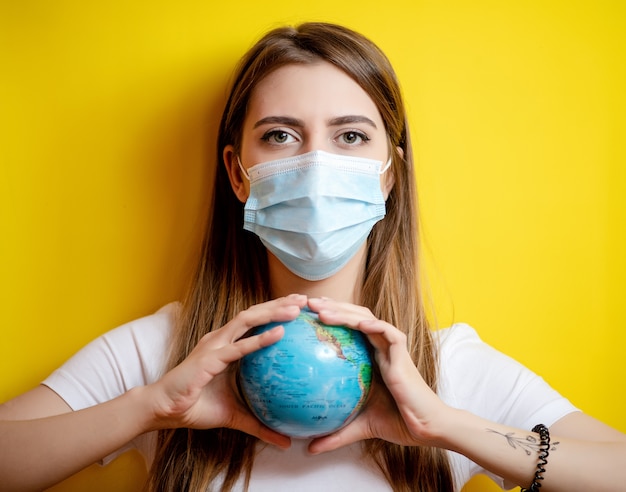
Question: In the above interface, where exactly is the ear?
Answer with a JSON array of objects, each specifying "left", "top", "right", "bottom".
[
  {"left": 382, "top": 146, "right": 401, "bottom": 199},
  {"left": 223, "top": 145, "right": 249, "bottom": 203}
]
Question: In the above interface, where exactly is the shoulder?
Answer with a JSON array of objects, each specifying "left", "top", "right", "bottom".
[
  {"left": 99, "top": 302, "right": 180, "bottom": 368},
  {"left": 434, "top": 323, "right": 516, "bottom": 374},
  {"left": 434, "top": 322, "right": 532, "bottom": 378},
  {"left": 434, "top": 322, "right": 576, "bottom": 422},
  {"left": 43, "top": 302, "right": 180, "bottom": 410},
  {"left": 434, "top": 322, "right": 483, "bottom": 354},
  {"left": 90, "top": 302, "right": 180, "bottom": 383}
]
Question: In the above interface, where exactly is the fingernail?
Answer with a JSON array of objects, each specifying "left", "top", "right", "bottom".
[
  {"left": 310, "top": 297, "right": 329, "bottom": 302},
  {"left": 319, "top": 308, "right": 337, "bottom": 316}
]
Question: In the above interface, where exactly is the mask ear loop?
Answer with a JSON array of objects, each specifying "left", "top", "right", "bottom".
[
  {"left": 236, "top": 155, "right": 251, "bottom": 180},
  {"left": 379, "top": 156, "right": 393, "bottom": 174}
]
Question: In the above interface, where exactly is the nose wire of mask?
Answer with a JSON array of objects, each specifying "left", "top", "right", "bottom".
[
  {"left": 237, "top": 153, "right": 392, "bottom": 180},
  {"left": 239, "top": 150, "right": 388, "bottom": 281}
]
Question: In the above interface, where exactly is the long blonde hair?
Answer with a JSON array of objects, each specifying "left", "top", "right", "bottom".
[{"left": 147, "top": 22, "right": 453, "bottom": 492}]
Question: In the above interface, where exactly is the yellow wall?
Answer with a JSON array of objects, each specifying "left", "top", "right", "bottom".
[{"left": 1, "top": 1, "right": 624, "bottom": 491}]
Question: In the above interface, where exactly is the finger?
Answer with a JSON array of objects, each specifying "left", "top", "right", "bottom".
[
  {"left": 306, "top": 302, "right": 408, "bottom": 369},
  {"left": 199, "top": 295, "right": 307, "bottom": 350},
  {"left": 232, "top": 410, "right": 292, "bottom": 449},
  {"left": 307, "top": 416, "right": 371, "bottom": 454},
  {"left": 307, "top": 298, "right": 375, "bottom": 329},
  {"left": 310, "top": 302, "right": 408, "bottom": 361},
  {"left": 255, "top": 422, "right": 292, "bottom": 449},
  {"left": 308, "top": 297, "right": 371, "bottom": 316},
  {"left": 357, "top": 319, "right": 407, "bottom": 352},
  {"left": 225, "top": 392, "right": 292, "bottom": 449},
  {"left": 228, "top": 294, "right": 308, "bottom": 341},
  {"left": 217, "top": 325, "right": 285, "bottom": 367},
  {"left": 190, "top": 325, "right": 285, "bottom": 383}
]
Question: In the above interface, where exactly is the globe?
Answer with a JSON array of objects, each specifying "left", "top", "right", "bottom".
[{"left": 239, "top": 307, "right": 372, "bottom": 438}]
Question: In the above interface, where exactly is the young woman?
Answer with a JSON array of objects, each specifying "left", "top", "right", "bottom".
[{"left": 1, "top": 22, "right": 625, "bottom": 492}]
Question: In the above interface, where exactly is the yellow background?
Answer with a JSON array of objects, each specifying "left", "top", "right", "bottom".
[{"left": 1, "top": 1, "right": 624, "bottom": 491}]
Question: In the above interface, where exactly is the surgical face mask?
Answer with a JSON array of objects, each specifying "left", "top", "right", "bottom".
[{"left": 238, "top": 150, "right": 391, "bottom": 281}]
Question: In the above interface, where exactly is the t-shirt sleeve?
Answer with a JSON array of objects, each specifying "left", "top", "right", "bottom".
[
  {"left": 436, "top": 323, "right": 579, "bottom": 489},
  {"left": 42, "top": 303, "right": 177, "bottom": 464}
]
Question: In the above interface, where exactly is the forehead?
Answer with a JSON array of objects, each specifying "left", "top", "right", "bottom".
[{"left": 245, "top": 61, "right": 383, "bottom": 125}]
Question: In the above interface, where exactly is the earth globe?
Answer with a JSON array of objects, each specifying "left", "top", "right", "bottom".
[{"left": 239, "top": 307, "right": 373, "bottom": 438}]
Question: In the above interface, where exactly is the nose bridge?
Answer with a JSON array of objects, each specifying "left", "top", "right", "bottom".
[{"left": 301, "top": 125, "right": 331, "bottom": 154}]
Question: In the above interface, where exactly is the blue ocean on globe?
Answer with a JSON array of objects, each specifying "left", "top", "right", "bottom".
[{"left": 239, "top": 307, "right": 372, "bottom": 438}]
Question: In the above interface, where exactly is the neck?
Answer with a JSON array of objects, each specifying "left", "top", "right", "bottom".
[{"left": 268, "top": 246, "right": 366, "bottom": 303}]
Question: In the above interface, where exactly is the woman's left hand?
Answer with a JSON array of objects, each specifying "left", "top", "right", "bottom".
[
  {"left": 306, "top": 297, "right": 452, "bottom": 454},
  {"left": 306, "top": 300, "right": 626, "bottom": 491}
]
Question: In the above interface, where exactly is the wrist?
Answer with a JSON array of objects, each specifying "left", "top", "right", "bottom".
[
  {"left": 422, "top": 406, "right": 476, "bottom": 452},
  {"left": 123, "top": 385, "right": 165, "bottom": 434}
]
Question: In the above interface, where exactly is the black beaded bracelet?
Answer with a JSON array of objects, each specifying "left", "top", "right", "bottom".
[{"left": 520, "top": 424, "right": 551, "bottom": 492}]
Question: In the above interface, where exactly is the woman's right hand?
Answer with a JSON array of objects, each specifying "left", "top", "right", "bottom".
[
  {"left": 0, "top": 296, "right": 305, "bottom": 491},
  {"left": 143, "top": 294, "right": 307, "bottom": 447}
]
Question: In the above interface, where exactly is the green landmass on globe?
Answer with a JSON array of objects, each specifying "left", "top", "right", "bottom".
[{"left": 239, "top": 307, "right": 373, "bottom": 438}]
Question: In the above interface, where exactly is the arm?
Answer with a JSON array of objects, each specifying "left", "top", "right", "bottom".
[
  {"left": 0, "top": 295, "right": 306, "bottom": 492},
  {"left": 307, "top": 298, "right": 626, "bottom": 491},
  {"left": 0, "top": 385, "right": 153, "bottom": 491},
  {"left": 438, "top": 407, "right": 626, "bottom": 491}
]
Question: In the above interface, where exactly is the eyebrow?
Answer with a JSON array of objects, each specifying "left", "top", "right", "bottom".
[
  {"left": 252, "top": 115, "right": 378, "bottom": 129},
  {"left": 328, "top": 115, "right": 378, "bottom": 129},
  {"left": 253, "top": 116, "right": 304, "bottom": 129}
]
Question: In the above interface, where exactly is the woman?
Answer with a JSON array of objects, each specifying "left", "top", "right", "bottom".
[{"left": 1, "top": 22, "right": 625, "bottom": 492}]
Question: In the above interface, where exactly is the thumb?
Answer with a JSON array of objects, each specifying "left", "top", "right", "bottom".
[
  {"left": 307, "top": 417, "right": 370, "bottom": 454},
  {"left": 235, "top": 410, "right": 292, "bottom": 450}
]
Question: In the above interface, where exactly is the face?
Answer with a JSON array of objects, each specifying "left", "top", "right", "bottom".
[{"left": 225, "top": 61, "right": 395, "bottom": 201}]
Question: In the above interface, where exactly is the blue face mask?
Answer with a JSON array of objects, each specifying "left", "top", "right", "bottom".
[{"left": 239, "top": 150, "right": 391, "bottom": 281}]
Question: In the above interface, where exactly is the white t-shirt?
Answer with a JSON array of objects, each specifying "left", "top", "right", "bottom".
[{"left": 42, "top": 303, "right": 578, "bottom": 491}]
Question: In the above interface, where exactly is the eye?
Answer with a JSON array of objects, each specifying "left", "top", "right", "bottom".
[
  {"left": 261, "top": 129, "right": 297, "bottom": 145},
  {"left": 338, "top": 130, "right": 370, "bottom": 146}
]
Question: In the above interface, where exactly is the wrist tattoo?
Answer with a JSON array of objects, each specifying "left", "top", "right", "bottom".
[{"left": 486, "top": 428, "right": 560, "bottom": 456}]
